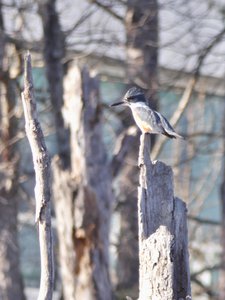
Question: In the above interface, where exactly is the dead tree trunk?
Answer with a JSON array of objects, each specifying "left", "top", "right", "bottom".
[
  {"left": 138, "top": 134, "right": 191, "bottom": 300},
  {"left": 0, "top": 74, "right": 25, "bottom": 300},
  {"left": 38, "top": 0, "right": 69, "bottom": 164},
  {"left": 0, "top": 3, "right": 25, "bottom": 299},
  {"left": 52, "top": 64, "right": 113, "bottom": 300},
  {"left": 21, "top": 53, "right": 54, "bottom": 300},
  {"left": 126, "top": 0, "right": 158, "bottom": 106}
]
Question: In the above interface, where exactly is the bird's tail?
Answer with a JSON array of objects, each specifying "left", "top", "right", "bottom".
[
  {"left": 173, "top": 132, "right": 185, "bottom": 139},
  {"left": 163, "top": 131, "right": 185, "bottom": 139}
]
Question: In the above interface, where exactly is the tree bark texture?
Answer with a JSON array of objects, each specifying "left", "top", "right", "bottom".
[
  {"left": 21, "top": 53, "right": 54, "bottom": 300},
  {"left": 52, "top": 64, "right": 113, "bottom": 300},
  {"left": 138, "top": 134, "right": 191, "bottom": 300},
  {"left": 0, "top": 3, "right": 25, "bottom": 299},
  {"left": 38, "top": 0, "right": 69, "bottom": 165}
]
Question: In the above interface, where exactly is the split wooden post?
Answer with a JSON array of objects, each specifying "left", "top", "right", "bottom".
[
  {"left": 21, "top": 52, "right": 54, "bottom": 300},
  {"left": 138, "top": 133, "right": 191, "bottom": 300}
]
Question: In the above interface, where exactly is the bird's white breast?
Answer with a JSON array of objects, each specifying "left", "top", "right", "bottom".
[{"left": 129, "top": 102, "right": 153, "bottom": 133}]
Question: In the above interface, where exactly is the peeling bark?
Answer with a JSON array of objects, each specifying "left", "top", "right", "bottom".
[{"left": 52, "top": 64, "right": 113, "bottom": 300}]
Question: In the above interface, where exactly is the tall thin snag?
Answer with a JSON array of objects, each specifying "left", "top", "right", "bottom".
[{"left": 21, "top": 52, "right": 54, "bottom": 300}]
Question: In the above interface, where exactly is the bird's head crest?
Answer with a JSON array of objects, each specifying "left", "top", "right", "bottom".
[{"left": 123, "top": 87, "right": 145, "bottom": 103}]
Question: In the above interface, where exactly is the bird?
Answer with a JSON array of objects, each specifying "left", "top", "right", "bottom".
[{"left": 111, "top": 87, "right": 184, "bottom": 139}]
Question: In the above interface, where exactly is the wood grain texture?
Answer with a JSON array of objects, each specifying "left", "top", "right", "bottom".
[{"left": 138, "top": 133, "right": 191, "bottom": 300}]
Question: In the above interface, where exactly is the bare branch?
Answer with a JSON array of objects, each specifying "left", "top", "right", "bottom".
[
  {"left": 191, "top": 264, "right": 222, "bottom": 278},
  {"left": 191, "top": 277, "right": 216, "bottom": 297},
  {"left": 186, "top": 131, "right": 223, "bottom": 139},
  {"left": 64, "top": 6, "right": 97, "bottom": 36},
  {"left": 111, "top": 126, "right": 138, "bottom": 177},
  {"left": 188, "top": 215, "right": 220, "bottom": 226},
  {"left": 151, "top": 77, "right": 196, "bottom": 160},
  {"left": 151, "top": 25, "right": 225, "bottom": 160},
  {"left": 88, "top": 0, "right": 124, "bottom": 22},
  {"left": 194, "top": 26, "right": 225, "bottom": 77}
]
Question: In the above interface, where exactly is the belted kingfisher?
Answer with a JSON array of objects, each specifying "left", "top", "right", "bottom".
[{"left": 111, "top": 87, "right": 184, "bottom": 139}]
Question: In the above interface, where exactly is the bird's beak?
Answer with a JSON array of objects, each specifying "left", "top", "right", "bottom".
[
  {"left": 110, "top": 101, "right": 124, "bottom": 107},
  {"left": 110, "top": 98, "right": 127, "bottom": 107}
]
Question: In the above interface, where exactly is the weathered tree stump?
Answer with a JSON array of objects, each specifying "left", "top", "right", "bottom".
[{"left": 138, "top": 133, "right": 191, "bottom": 300}]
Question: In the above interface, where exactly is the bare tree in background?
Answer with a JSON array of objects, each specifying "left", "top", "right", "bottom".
[
  {"left": 39, "top": 1, "right": 113, "bottom": 299},
  {"left": 0, "top": 3, "right": 25, "bottom": 299},
  {"left": 38, "top": 0, "right": 68, "bottom": 164},
  {"left": 126, "top": 0, "right": 158, "bottom": 106},
  {"left": 115, "top": 0, "right": 159, "bottom": 295}
]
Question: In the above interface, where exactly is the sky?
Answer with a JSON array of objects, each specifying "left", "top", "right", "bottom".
[{"left": 2, "top": 0, "right": 225, "bottom": 78}]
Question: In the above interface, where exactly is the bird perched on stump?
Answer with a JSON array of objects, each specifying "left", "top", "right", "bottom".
[{"left": 111, "top": 87, "right": 184, "bottom": 139}]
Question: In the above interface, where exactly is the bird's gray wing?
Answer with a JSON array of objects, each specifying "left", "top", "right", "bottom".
[
  {"left": 154, "top": 111, "right": 176, "bottom": 133},
  {"left": 132, "top": 106, "right": 165, "bottom": 134},
  {"left": 133, "top": 106, "right": 183, "bottom": 138},
  {"left": 154, "top": 111, "right": 184, "bottom": 138}
]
